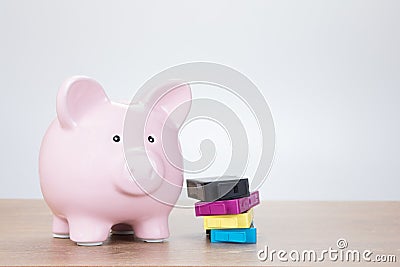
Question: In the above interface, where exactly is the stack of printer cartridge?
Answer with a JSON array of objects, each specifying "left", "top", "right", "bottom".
[{"left": 186, "top": 176, "right": 259, "bottom": 244}]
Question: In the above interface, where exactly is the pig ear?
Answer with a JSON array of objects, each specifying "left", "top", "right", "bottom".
[
  {"left": 56, "top": 76, "right": 110, "bottom": 129},
  {"left": 146, "top": 81, "right": 192, "bottom": 127}
]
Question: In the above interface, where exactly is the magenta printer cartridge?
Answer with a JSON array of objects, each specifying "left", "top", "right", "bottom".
[{"left": 195, "top": 191, "right": 260, "bottom": 216}]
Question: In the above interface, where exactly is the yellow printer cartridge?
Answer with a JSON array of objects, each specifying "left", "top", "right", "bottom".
[{"left": 203, "top": 208, "right": 254, "bottom": 230}]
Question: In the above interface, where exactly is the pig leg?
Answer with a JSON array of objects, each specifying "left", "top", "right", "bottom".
[
  {"left": 133, "top": 216, "right": 169, "bottom": 242},
  {"left": 52, "top": 215, "right": 69, "bottom": 238},
  {"left": 111, "top": 223, "right": 134, "bottom": 235},
  {"left": 68, "top": 218, "right": 111, "bottom": 246}
]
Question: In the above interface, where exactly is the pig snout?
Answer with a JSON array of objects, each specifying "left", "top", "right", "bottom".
[{"left": 123, "top": 148, "right": 165, "bottom": 195}]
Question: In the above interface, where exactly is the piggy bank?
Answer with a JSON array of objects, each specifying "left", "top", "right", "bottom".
[{"left": 39, "top": 76, "right": 191, "bottom": 246}]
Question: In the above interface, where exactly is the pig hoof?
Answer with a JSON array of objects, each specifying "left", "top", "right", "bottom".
[
  {"left": 77, "top": 242, "right": 103, "bottom": 246},
  {"left": 111, "top": 230, "right": 134, "bottom": 235},
  {"left": 142, "top": 239, "right": 166, "bottom": 243},
  {"left": 53, "top": 233, "right": 70, "bottom": 239}
]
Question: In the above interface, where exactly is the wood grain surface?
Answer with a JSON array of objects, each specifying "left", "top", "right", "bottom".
[{"left": 0, "top": 200, "right": 399, "bottom": 266}]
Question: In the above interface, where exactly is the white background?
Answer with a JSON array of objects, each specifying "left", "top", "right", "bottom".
[{"left": 1, "top": 0, "right": 399, "bottom": 200}]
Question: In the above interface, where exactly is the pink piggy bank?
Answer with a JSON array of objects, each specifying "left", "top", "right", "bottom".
[{"left": 39, "top": 76, "right": 191, "bottom": 246}]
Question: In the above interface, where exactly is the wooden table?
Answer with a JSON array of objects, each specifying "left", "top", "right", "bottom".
[{"left": 0, "top": 200, "right": 399, "bottom": 266}]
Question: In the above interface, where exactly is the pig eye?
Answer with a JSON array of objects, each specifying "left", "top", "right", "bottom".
[
  {"left": 148, "top": 136, "right": 155, "bottom": 143},
  {"left": 113, "top": 135, "right": 121, "bottom": 142}
]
